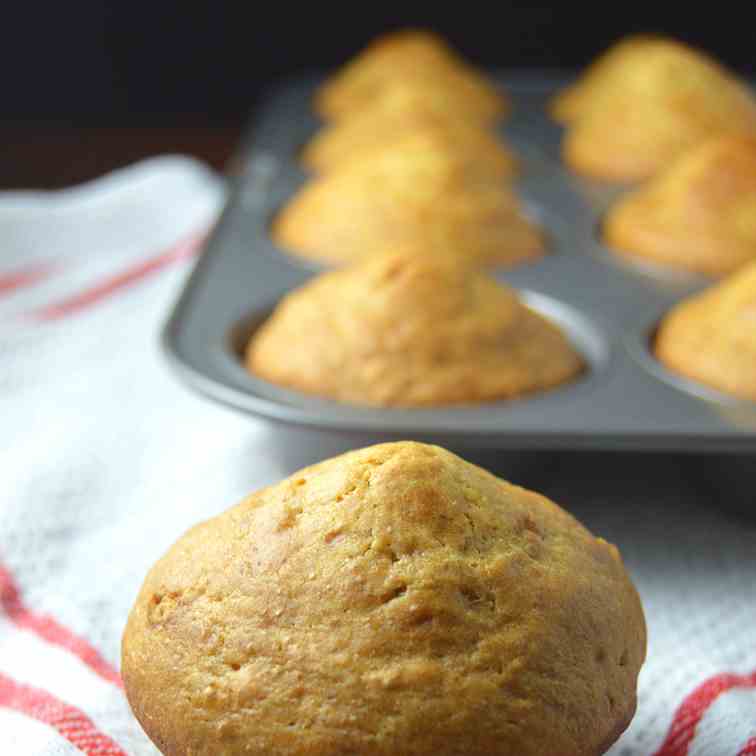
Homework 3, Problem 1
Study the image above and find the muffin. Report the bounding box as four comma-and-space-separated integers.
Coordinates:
655, 260, 756, 400
246, 253, 583, 407
604, 135, 756, 277
273, 140, 543, 268
549, 35, 662, 124
561, 39, 756, 181
314, 29, 507, 124
302, 84, 518, 176
122, 441, 646, 756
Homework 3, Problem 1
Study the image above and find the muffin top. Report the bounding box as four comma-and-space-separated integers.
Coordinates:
549, 34, 663, 124
272, 141, 543, 268
246, 253, 582, 406
314, 29, 507, 124
604, 135, 756, 276
655, 260, 756, 400
301, 84, 517, 176
122, 441, 646, 756
561, 39, 756, 181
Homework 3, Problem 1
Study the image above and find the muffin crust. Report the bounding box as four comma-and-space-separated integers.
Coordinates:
246, 253, 583, 406
302, 85, 517, 176
604, 135, 756, 277
122, 441, 646, 756
314, 29, 506, 124
549, 35, 662, 124
561, 39, 756, 181
655, 261, 756, 400
273, 142, 543, 268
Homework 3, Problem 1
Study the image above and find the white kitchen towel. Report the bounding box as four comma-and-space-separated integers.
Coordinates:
0, 156, 754, 755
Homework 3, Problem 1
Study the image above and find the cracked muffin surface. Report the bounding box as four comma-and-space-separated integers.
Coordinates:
122, 441, 646, 756
245, 253, 582, 406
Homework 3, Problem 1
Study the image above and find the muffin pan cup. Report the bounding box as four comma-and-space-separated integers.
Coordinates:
162, 72, 756, 456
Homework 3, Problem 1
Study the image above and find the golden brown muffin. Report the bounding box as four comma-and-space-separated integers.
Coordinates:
302, 84, 518, 176
655, 261, 756, 400
549, 35, 662, 124
122, 441, 646, 756
562, 39, 756, 181
273, 140, 543, 268
314, 29, 507, 124
246, 253, 583, 406
604, 135, 756, 277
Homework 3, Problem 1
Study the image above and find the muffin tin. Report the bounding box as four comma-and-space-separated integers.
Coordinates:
162, 72, 756, 452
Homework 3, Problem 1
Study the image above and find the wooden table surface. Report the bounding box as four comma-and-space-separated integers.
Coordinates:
0, 126, 242, 189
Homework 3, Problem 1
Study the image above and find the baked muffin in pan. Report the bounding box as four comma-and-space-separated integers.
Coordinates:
603, 135, 756, 277
246, 252, 583, 407
273, 137, 543, 268
302, 82, 517, 176
560, 38, 756, 182
550, 34, 661, 124
314, 28, 507, 125
655, 260, 756, 400
123, 441, 646, 756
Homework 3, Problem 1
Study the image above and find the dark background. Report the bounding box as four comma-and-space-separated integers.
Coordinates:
3, 4, 754, 125
1, 4, 754, 187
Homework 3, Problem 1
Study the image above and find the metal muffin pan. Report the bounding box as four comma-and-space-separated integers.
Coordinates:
162, 72, 756, 452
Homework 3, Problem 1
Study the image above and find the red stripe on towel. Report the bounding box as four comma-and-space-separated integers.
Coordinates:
32, 231, 204, 321
0, 262, 56, 296
0, 563, 122, 689
0, 672, 126, 755
654, 671, 756, 756
738, 737, 756, 755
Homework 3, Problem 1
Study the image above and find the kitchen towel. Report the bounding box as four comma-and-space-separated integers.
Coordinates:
0, 155, 754, 755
